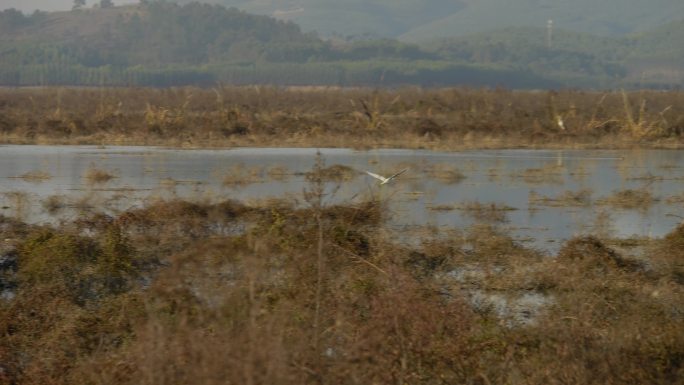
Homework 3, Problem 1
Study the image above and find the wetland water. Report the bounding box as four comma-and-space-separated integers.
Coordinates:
1, 145, 683, 253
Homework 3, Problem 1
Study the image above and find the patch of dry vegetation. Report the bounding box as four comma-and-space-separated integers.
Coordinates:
267, 165, 290, 181
304, 164, 358, 182
461, 202, 515, 222
513, 163, 566, 184
84, 167, 116, 184
424, 163, 466, 184
0, 158, 683, 385
597, 188, 657, 209
15, 171, 52, 182
42, 195, 67, 214
1, 87, 683, 149
529, 188, 593, 207
221, 164, 263, 187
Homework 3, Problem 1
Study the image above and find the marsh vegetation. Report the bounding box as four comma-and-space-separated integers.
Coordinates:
1, 86, 684, 384
0, 87, 683, 149
0, 185, 682, 384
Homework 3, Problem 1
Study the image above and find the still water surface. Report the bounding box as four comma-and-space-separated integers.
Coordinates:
1, 145, 683, 253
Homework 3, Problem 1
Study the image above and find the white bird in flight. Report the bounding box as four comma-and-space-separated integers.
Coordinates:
365, 168, 408, 185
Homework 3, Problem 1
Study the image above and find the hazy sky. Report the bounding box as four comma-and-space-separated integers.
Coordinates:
0, 0, 138, 13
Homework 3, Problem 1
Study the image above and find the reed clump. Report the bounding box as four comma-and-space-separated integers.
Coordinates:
42, 195, 67, 214
85, 167, 116, 184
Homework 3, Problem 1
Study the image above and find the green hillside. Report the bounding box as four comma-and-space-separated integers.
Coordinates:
172, 0, 466, 38
0, 1, 682, 88
426, 28, 627, 88
0, 3, 322, 66
400, 0, 684, 41
172, 0, 684, 41
427, 20, 684, 87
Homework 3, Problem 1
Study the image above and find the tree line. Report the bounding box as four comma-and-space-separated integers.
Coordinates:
0, 2, 681, 88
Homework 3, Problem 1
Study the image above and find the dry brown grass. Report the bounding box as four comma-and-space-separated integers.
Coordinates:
424, 163, 466, 184
15, 170, 52, 182
464, 202, 516, 222
304, 164, 358, 182
84, 167, 116, 184
0, 197, 682, 384
221, 164, 262, 187
1, 87, 683, 149
529, 188, 593, 207
513, 163, 566, 184
267, 165, 291, 181
597, 188, 657, 209
42, 195, 67, 214
1, 191, 29, 220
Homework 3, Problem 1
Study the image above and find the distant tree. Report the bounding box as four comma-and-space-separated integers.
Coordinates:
73, 0, 86, 10
100, 0, 114, 8
0, 9, 28, 32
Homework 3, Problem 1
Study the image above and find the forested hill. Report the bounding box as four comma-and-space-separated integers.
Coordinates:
0, 2, 555, 88
171, 0, 684, 41
0, 1, 682, 88
427, 20, 684, 87
0, 2, 321, 66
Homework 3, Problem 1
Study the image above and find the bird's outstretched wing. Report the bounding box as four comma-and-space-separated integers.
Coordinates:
365, 170, 389, 183
388, 168, 408, 181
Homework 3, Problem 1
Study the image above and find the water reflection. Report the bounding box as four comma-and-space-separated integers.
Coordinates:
1, 145, 683, 253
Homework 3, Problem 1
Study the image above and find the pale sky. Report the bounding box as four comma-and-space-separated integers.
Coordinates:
0, 0, 138, 13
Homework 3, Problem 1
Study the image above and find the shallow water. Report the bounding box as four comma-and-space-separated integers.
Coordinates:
1, 145, 683, 253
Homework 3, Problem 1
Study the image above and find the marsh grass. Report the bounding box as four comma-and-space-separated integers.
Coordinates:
0, 191, 682, 385
424, 163, 466, 184
16, 170, 52, 182
221, 164, 263, 187
42, 195, 67, 214
665, 193, 684, 204
591, 210, 615, 239
267, 165, 291, 181
428, 203, 458, 211
628, 172, 665, 183
529, 189, 593, 207
1, 87, 683, 149
597, 188, 657, 209
303, 164, 358, 182
2, 191, 29, 220
84, 167, 116, 184
512, 163, 566, 185
462, 202, 515, 222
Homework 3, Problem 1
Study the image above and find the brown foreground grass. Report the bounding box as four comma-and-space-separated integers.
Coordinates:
0, 163, 682, 385
0, 87, 683, 149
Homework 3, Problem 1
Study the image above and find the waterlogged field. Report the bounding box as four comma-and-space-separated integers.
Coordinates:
1, 86, 683, 385
0, 144, 683, 384
1, 146, 683, 250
